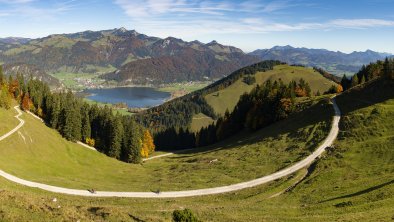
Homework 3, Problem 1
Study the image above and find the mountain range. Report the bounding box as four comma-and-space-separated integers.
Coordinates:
0, 28, 259, 85
249, 45, 392, 75
0, 28, 392, 87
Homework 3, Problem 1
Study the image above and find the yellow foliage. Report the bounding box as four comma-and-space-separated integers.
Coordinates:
37, 107, 43, 118
141, 130, 155, 158
85, 137, 95, 147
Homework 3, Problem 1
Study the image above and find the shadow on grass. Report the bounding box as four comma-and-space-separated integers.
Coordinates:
320, 179, 394, 203
336, 78, 394, 116
166, 98, 333, 159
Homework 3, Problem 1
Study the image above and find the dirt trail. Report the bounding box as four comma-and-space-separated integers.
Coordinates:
0, 98, 341, 198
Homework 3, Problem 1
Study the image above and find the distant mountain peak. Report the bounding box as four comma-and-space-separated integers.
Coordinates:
191, 40, 203, 45
109, 27, 141, 38
0, 37, 31, 45
250, 46, 391, 75
207, 40, 218, 45
118, 27, 127, 32
272, 45, 294, 50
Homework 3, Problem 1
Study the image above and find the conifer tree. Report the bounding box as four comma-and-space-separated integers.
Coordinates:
108, 116, 124, 159
360, 75, 366, 84
351, 74, 359, 87
81, 104, 91, 141
340, 74, 350, 90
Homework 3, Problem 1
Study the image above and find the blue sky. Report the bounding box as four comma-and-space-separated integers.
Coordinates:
0, 0, 393, 53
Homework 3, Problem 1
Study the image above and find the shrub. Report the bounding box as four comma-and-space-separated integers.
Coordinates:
172, 208, 200, 222
85, 137, 95, 147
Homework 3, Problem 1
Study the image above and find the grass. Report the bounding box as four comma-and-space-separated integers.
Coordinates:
0, 107, 18, 135
0, 96, 332, 192
189, 113, 214, 132
0, 79, 392, 221
49, 72, 104, 91
205, 64, 337, 116
158, 81, 211, 93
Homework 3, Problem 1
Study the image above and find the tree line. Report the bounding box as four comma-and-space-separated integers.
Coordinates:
0, 68, 155, 163
0, 67, 25, 109
155, 78, 313, 150
340, 58, 394, 90
135, 60, 283, 134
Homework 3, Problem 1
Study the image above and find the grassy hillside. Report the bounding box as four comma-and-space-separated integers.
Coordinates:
189, 113, 215, 132
205, 64, 337, 116
0, 95, 332, 192
0, 79, 392, 221
0, 107, 18, 135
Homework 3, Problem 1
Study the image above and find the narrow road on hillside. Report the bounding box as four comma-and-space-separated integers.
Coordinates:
0, 106, 25, 142
0, 98, 341, 198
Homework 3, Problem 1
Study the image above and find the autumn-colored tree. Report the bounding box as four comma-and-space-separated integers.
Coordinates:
275, 98, 293, 120
336, 84, 343, 93
294, 86, 307, 97
141, 130, 155, 158
21, 93, 32, 111
8, 78, 20, 99
85, 137, 95, 147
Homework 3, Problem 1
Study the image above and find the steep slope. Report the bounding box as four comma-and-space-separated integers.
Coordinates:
0, 28, 259, 84
103, 48, 256, 84
250, 45, 391, 75
0, 94, 333, 192
205, 64, 337, 115
137, 61, 339, 134
0, 78, 392, 221
2, 63, 62, 88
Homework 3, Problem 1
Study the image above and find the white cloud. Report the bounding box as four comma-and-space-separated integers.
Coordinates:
123, 16, 394, 41
0, 0, 35, 4
114, 0, 274, 18
329, 19, 394, 29
0, 0, 76, 20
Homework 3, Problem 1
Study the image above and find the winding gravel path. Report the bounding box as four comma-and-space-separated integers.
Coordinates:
0, 106, 25, 142
0, 98, 341, 198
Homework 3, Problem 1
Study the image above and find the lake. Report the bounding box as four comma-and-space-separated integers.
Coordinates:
84, 87, 170, 108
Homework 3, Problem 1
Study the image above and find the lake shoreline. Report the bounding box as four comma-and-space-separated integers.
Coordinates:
83, 87, 171, 109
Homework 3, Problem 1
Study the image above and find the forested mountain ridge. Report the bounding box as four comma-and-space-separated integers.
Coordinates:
136, 60, 338, 142
149, 58, 394, 150
2, 63, 61, 88
250, 45, 391, 75
0, 28, 259, 84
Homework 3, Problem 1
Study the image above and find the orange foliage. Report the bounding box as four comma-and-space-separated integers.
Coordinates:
8, 79, 19, 98
294, 86, 307, 97
280, 98, 292, 113
21, 93, 32, 111
336, 84, 343, 93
